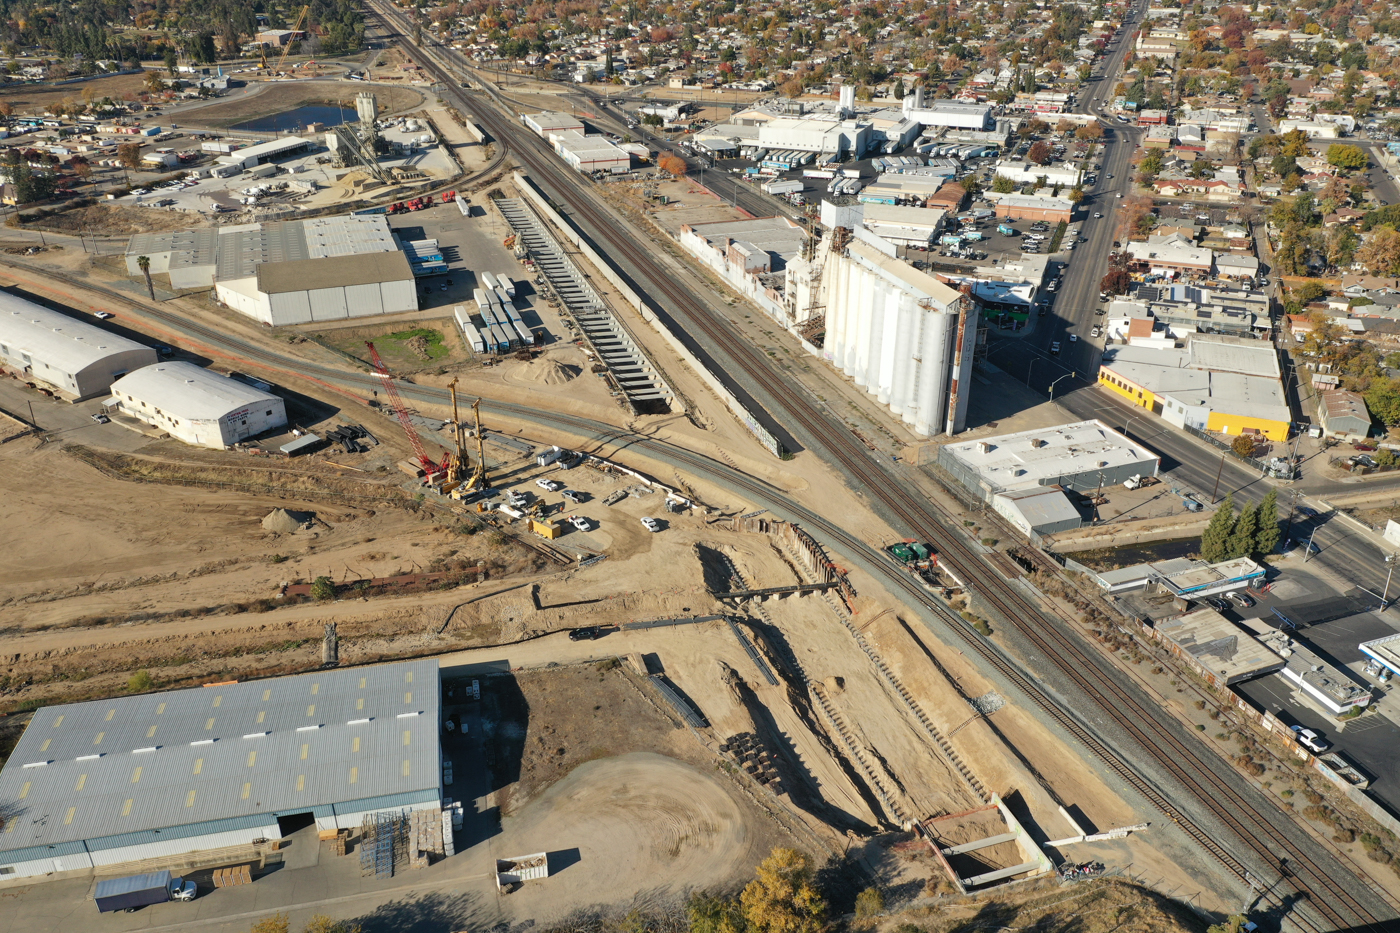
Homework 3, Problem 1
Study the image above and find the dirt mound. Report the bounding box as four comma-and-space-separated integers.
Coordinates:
261, 508, 314, 533
526, 360, 580, 385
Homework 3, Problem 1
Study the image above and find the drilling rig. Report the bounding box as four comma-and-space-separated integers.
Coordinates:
449, 394, 490, 501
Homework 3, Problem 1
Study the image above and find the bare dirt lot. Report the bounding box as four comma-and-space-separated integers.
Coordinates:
186, 81, 424, 128
0, 72, 150, 115
26, 203, 209, 236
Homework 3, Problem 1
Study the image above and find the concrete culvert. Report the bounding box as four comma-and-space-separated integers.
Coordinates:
262, 508, 315, 533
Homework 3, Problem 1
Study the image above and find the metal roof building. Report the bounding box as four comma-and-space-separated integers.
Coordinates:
0, 292, 156, 400
0, 660, 441, 880
108, 362, 287, 449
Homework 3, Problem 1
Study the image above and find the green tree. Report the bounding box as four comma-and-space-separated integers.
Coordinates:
741, 848, 826, 933
137, 255, 154, 300
1229, 501, 1259, 559
1326, 143, 1369, 172
163, 47, 178, 76
194, 33, 218, 65
128, 670, 154, 692
1067, 185, 1085, 203
1364, 378, 1400, 426
1201, 493, 1237, 562
310, 576, 336, 601
1207, 916, 1251, 933
1256, 488, 1281, 555
688, 892, 744, 933
992, 174, 1016, 194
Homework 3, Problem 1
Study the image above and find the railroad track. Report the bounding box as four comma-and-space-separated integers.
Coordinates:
56, 8, 1393, 928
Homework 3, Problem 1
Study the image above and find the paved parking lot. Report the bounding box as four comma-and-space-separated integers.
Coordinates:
1223, 563, 1400, 811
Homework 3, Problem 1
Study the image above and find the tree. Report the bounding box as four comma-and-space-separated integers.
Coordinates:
248, 916, 290, 933
128, 670, 154, 692
741, 848, 826, 933
163, 48, 178, 76
1256, 489, 1281, 555
1326, 143, 1369, 172
1357, 226, 1400, 275
1101, 267, 1131, 295
1231, 433, 1257, 458
137, 255, 154, 300
1067, 186, 1085, 203
688, 892, 744, 933
1026, 140, 1051, 165
991, 174, 1016, 194
117, 142, 143, 172
70, 155, 92, 187
1208, 915, 1251, 933
1364, 378, 1400, 426
658, 153, 688, 176
1076, 121, 1104, 141
194, 33, 218, 65
301, 916, 361, 933
310, 576, 336, 601
1056, 118, 1073, 135
1229, 500, 1259, 559
1201, 493, 1237, 562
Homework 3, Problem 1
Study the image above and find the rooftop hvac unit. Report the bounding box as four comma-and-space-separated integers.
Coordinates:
977, 441, 995, 453
1030, 438, 1045, 448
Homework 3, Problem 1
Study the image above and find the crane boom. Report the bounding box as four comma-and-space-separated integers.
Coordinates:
366, 341, 439, 475
275, 5, 310, 74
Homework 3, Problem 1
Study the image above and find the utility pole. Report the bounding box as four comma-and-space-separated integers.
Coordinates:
1211, 450, 1226, 504
1385, 554, 1397, 609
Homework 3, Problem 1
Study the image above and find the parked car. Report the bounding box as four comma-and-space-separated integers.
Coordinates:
1354, 443, 1377, 451
640, 517, 661, 532
562, 489, 586, 504
1226, 591, 1255, 609
506, 491, 529, 507
568, 626, 604, 641
1204, 596, 1231, 612
568, 515, 591, 532
1291, 725, 1330, 753
536, 478, 562, 491
1091, 325, 1102, 338
90, 412, 110, 424
94, 311, 114, 320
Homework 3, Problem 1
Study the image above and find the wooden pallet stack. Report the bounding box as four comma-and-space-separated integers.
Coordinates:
407, 806, 445, 869
213, 865, 253, 887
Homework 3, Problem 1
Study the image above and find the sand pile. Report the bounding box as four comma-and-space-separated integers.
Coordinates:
526, 360, 580, 385
262, 509, 314, 533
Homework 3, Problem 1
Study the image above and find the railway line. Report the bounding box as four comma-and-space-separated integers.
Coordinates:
23, 7, 1386, 927
355, 13, 1396, 930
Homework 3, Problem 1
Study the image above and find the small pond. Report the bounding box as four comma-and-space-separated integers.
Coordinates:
231, 105, 354, 133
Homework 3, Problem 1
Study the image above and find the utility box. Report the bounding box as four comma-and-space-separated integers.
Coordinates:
530, 519, 562, 539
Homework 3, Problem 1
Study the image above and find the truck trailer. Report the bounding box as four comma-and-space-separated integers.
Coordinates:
94, 871, 196, 913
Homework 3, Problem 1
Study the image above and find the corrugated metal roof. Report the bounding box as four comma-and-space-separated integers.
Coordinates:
0, 291, 153, 377
256, 252, 413, 294
111, 362, 279, 421
0, 660, 439, 857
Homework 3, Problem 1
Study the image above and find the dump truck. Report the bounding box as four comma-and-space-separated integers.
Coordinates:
94, 870, 196, 913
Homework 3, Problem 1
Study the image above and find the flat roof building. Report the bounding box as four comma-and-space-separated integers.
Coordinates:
994, 194, 1073, 224
1093, 556, 1266, 597
522, 112, 586, 138
1360, 633, 1400, 677
0, 293, 156, 399
757, 117, 872, 157
1274, 637, 1372, 715
215, 136, 315, 171
938, 420, 1160, 537
0, 659, 441, 880
109, 362, 287, 448
548, 130, 631, 173
1154, 609, 1287, 686
127, 215, 417, 326
861, 204, 947, 248
901, 99, 994, 130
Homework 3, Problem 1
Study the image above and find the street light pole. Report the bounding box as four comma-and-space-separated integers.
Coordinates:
1304, 523, 1319, 562
1049, 371, 1076, 401
1026, 356, 1038, 388
1385, 555, 1397, 609
1211, 450, 1226, 504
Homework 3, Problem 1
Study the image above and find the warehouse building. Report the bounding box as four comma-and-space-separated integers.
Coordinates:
938, 420, 1160, 537
108, 362, 287, 448
757, 116, 872, 157
126, 215, 417, 326
0, 659, 441, 880
900, 93, 995, 130
994, 194, 1074, 224
860, 204, 947, 248
0, 293, 156, 399
521, 111, 585, 138
822, 239, 979, 436
548, 130, 631, 173
214, 135, 316, 171
1318, 389, 1371, 441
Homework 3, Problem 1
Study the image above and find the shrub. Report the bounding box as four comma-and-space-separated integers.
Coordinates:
127, 670, 154, 692
310, 576, 336, 601
854, 886, 885, 922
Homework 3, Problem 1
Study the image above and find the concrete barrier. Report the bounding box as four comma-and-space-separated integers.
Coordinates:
511, 171, 784, 457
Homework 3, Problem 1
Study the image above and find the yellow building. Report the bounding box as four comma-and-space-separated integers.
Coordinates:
1097, 337, 1291, 442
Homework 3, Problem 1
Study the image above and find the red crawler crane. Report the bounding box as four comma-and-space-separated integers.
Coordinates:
365, 341, 448, 477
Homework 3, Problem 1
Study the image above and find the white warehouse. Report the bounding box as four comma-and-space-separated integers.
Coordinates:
0, 293, 156, 399
757, 117, 872, 157
216, 251, 418, 326
824, 240, 979, 436
109, 362, 287, 448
